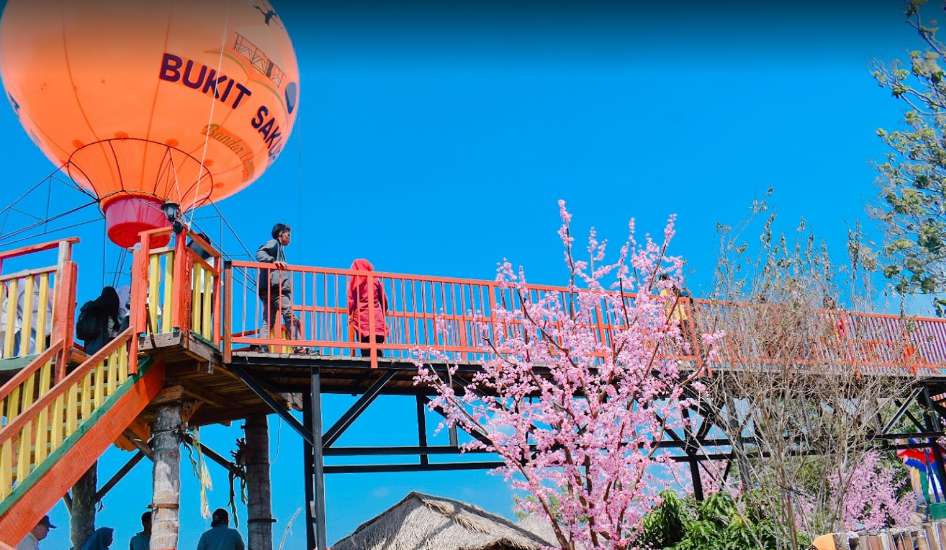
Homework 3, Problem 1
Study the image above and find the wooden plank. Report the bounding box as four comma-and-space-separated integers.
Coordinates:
50, 394, 63, 449
0, 440, 11, 500
202, 270, 213, 340
15, 420, 31, 481
65, 383, 78, 435
149, 385, 184, 407
3, 281, 17, 357
34, 407, 48, 463
20, 277, 33, 356
118, 348, 128, 384
192, 265, 201, 337
7, 387, 19, 422
38, 360, 51, 399
21, 370, 34, 411
107, 350, 118, 396
92, 363, 103, 412
149, 254, 160, 331
177, 387, 227, 409
35, 274, 47, 354
161, 253, 174, 333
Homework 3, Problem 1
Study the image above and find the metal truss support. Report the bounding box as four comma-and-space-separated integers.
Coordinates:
182, 434, 245, 479
416, 395, 429, 466
680, 405, 705, 501
880, 388, 923, 435
303, 369, 328, 550
230, 363, 312, 446
921, 386, 946, 491
95, 451, 145, 503
322, 369, 397, 448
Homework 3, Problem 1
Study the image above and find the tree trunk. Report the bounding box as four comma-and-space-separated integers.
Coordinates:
245, 415, 273, 550
70, 462, 97, 549
150, 404, 181, 550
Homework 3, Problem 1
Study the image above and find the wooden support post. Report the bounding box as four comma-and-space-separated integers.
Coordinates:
70, 463, 97, 549
244, 415, 274, 550
150, 404, 181, 550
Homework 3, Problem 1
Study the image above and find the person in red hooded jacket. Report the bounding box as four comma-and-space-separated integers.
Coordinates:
347, 259, 388, 357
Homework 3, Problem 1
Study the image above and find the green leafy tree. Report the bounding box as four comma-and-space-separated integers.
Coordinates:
873, 0, 946, 313
638, 491, 787, 550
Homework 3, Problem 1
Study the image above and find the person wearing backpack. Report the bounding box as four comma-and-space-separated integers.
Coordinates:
76, 286, 121, 355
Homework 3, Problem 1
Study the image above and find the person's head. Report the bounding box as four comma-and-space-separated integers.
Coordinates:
348, 259, 376, 292
350, 258, 374, 272
79, 527, 113, 550
211, 508, 229, 528
31, 515, 55, 540
97, 286, 120, 318
101, 528, 114, 547
141, 511, 152, 533
272, 223, 291, 246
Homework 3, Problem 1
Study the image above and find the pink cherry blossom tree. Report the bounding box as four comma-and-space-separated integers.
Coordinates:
415, 201, 711, 549
829, 451, 913, 531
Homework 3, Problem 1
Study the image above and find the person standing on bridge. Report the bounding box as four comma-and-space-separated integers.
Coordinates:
347, 258, 388, 357
256, 223, 303, 352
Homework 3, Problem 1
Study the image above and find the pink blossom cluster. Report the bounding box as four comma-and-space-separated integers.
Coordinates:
415, 201, 707, 549
828, 451, 913, 531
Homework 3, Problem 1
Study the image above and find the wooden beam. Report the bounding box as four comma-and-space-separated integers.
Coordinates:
150, 385, 185, 406
122, 429, 155, 461
178, 386, 227, 409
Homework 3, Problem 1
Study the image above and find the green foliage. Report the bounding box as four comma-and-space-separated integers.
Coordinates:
638, 491, 793, 550
873, 2, 946, 310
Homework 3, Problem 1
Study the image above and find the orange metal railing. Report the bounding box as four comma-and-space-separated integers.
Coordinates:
222, 261, 946, 374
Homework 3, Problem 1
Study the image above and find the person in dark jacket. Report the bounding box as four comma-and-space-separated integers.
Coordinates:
79, 527, 113, 550
128, 511, 150, 550
255, 223, 302, 351
196, 509, 244, 550
77, 287, 121, 355
347, 259, 388, 357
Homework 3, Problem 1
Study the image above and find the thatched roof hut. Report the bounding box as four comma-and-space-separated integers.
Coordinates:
331, 492, 556, 550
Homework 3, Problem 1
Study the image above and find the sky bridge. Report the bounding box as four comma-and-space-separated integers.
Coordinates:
0, 228, 944, 548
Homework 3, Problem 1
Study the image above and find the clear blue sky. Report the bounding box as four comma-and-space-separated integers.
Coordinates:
0, 1, 927, 547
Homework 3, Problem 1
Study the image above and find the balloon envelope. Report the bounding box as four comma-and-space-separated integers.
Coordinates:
0, 0, 300, 247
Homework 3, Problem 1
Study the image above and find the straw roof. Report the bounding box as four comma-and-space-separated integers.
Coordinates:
332, 492, 556, 550
515, 515, 563, 549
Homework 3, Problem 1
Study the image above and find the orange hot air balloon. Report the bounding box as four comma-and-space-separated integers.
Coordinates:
0, 0, 300, 247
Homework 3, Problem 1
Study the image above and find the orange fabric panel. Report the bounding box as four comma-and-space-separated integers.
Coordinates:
0, 0, 299, 211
